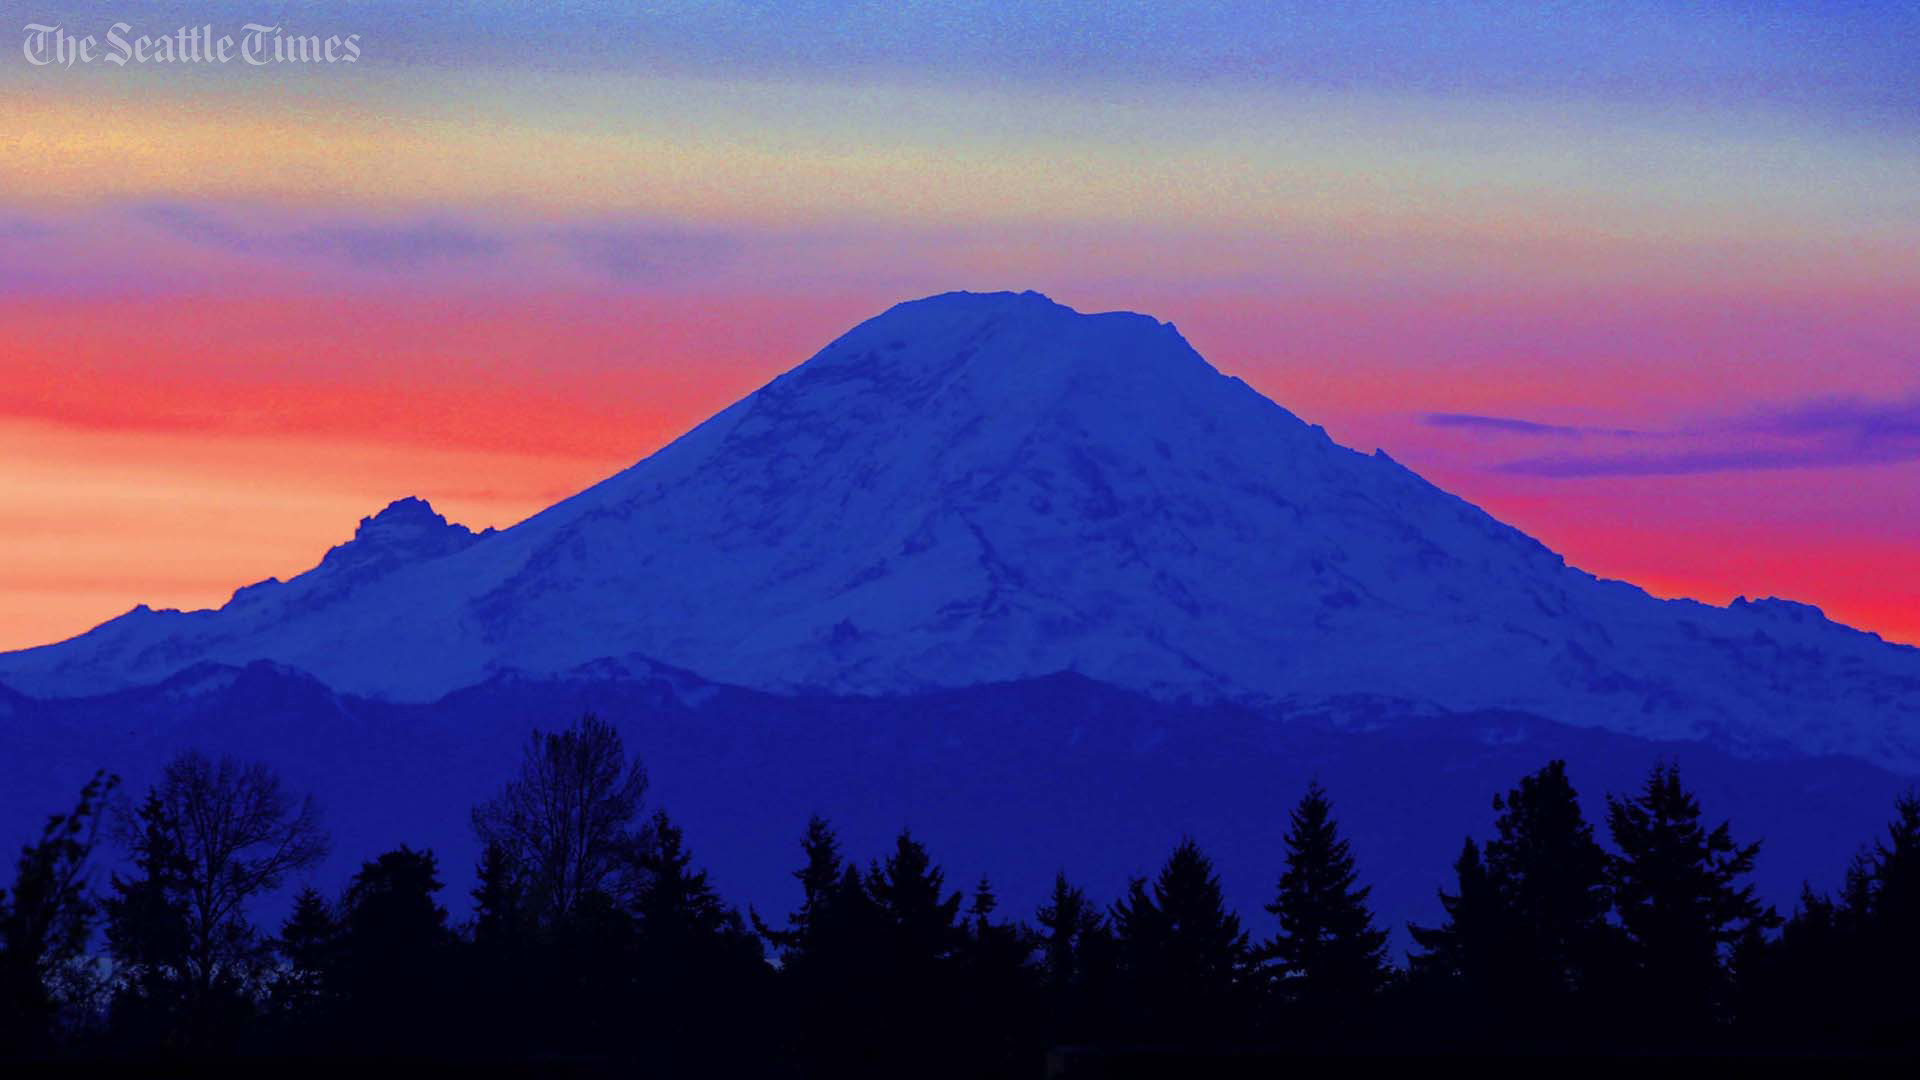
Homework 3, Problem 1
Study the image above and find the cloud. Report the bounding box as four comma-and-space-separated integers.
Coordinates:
134, 203, 503, 270
0, 217, 62, 242
295, 223, 504, 268
134, 203, 258, 252
130, 204, 745, 281
1490, 395, 1920, 477
1422, 412, 1640, 438
1495, 444, 1920, 477
1741, 396, 1920, 442
556, 225, 741, 284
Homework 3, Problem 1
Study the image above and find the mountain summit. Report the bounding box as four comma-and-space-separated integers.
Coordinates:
4, 291, 1917, 767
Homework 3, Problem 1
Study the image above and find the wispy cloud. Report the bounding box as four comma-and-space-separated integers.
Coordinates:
556, 225, 741, 284
297, 223, 504, 268
0, 217, 62, 242
1494, 444, 1920, 477
1741, 396, 1920, 441
1422, 412, 1641, 439
135, 203, 257, 251
133, 203, 503, 270
1487, 395, 1920, 477
129, 204, 749, 282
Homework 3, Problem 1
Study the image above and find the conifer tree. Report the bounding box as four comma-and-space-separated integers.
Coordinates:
1407, 837, 1499, 991
866, 829, 965, 974
1744, 883, 1843, 1046
1485, 761, 1614, 1002
464, 841, 535, 1057
1263, 783, 1389, 1017
333, 847, 452, 1053
269, 886, 339, 1029
1035, 872, 1116, 1043
1860, 793, 1920, 955
753, 817, 891, 1075
967, 874, 997, 928
1605, 763, 1773, 1037
1833, 792, 1920, 1048
1408, 762, 1614, 1046
103, 787, 195, 1050
955, 875, 1039, 1075
959, 874, 1033, 986
1110, 837, 1249, 1043
750, 814, 845, 965
629, 811, 767, 1072
963, 875, 1035, 969
0, 771, 117, 1057
469, 841, 528, 955
1035, 872, 1107, 991
632, 810, 757, 956
773, 830, 963, 1077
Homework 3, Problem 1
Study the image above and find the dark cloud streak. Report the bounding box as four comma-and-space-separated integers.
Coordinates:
1422, 412, 1642, 439
1487, 395, 1920, 477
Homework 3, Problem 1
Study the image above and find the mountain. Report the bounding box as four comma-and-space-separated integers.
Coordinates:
3, 290, 1916, 768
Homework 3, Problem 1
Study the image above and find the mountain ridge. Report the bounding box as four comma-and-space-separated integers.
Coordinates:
1, 655, 1908, 949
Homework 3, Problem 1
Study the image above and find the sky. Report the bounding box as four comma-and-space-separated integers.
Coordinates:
1, 1, 1916, 649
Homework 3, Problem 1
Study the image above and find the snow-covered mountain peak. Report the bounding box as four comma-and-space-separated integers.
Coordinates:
213, 496, 488, 613
775, 290, 1213, 409
3, 291, 1917, 769
321, 497, 484, 570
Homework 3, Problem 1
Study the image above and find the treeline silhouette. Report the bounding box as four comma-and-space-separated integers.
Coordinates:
3, 714, 1918, 1070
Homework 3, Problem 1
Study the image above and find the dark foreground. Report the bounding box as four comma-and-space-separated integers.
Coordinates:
4, 715, 1918, 1071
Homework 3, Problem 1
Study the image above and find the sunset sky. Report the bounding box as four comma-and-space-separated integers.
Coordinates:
2, 2, 1916, 649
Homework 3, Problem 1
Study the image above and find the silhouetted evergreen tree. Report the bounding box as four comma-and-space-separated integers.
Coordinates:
1487, 761, 1615, 998
866, 829, 965, 973
1605, 763, 1774, 1044
333, 847, 453, 1054
627, 810, 769, 1074
1825, 792, 1920, 1049
1110, 838, 1250, 1045
1034, 870, 1117, 1045
953, 876, 1040, 1075
1409, 761, 1615, 1048
0, 771, 116, 1058
103, 788, 196, 1053
753, 818, 893, 1076
469, 841, 528, 954
750, 815, 844, 967
858, 830, 966, 1070
1036, 872, 1108, 992
1407, 837, 1495, 985
462, 841, 534, 1058
1262, 782, 1389, 1033
632, 812, 753, 951
266, 886, 339, 1042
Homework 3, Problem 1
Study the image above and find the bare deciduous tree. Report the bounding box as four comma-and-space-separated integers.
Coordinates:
472, 714, 648, 924
111, 751, 327, 1037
